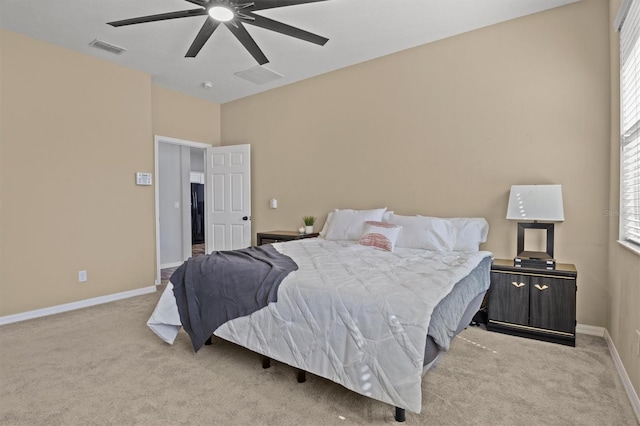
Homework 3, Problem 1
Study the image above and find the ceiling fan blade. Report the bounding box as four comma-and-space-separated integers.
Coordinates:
226, 23, 269, 65
244, 13, 328, 46
186, 18, 221, 57
107, 9, 207, 27
251, 0, 329, 11
184, 0, 208, 6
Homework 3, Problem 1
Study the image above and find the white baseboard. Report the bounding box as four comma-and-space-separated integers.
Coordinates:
161, 261, 183, 269
0, 286, 157, 326
576, 323, 606, 337
604, 329, 640, 423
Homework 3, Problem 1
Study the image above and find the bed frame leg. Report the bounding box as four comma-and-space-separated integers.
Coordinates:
204, 336, 212, 346
296, 369, 306, 383
394, 407, 406, 422
261, 356, 271, 369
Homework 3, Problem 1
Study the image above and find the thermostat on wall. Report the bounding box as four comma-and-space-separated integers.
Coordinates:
136, 172, 152, 186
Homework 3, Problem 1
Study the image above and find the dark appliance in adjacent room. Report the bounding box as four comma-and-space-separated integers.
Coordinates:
191, 183, 205, 244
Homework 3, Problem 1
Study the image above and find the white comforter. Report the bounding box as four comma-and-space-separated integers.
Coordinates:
148, 239, 490, 413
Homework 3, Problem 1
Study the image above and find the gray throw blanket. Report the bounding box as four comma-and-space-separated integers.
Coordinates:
171, 244, 298, 352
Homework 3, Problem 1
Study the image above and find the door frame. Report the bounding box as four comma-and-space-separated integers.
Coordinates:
154, 135, 211, 285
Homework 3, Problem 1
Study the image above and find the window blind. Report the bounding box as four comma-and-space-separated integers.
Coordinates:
620, 0, 640, 245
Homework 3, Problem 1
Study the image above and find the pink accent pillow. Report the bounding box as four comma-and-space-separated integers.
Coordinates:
358, 221, 402, 252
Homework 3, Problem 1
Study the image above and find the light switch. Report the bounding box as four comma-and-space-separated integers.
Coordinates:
174, 201, 180, 209
270, 198, 278, 209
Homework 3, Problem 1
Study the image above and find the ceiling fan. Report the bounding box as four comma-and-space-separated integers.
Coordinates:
107, 0, 330, 65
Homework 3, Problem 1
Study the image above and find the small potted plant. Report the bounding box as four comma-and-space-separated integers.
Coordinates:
303, 216, 316, 234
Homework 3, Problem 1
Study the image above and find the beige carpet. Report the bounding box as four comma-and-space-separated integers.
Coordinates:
0, 289, 637, 426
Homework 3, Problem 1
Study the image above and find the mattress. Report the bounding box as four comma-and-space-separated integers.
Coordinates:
148, 238, 491, 414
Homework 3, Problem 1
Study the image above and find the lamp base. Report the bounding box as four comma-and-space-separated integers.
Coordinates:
517, 250, 552, 260
514, 254, 556, 270
516, 222, 555, 259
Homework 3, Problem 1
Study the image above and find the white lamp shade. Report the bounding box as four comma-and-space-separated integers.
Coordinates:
506, 184, 564, 221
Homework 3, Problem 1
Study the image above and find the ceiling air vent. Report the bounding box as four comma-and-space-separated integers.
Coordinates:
89, 39, 126, 55
234, 66, 283, 85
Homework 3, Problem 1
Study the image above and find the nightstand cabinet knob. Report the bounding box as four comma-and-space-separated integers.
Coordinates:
534, 284, 549, 291
511, 281, 526, 288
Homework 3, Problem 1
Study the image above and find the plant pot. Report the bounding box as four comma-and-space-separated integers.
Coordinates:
305, 225, 314, 234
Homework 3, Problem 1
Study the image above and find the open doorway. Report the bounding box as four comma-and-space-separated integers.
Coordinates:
154, 135, 210, 285
189, 149, 206, 258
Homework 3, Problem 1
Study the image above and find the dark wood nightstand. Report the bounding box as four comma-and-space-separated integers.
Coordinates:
257, 230, 319, 246
486, 259, 577, 347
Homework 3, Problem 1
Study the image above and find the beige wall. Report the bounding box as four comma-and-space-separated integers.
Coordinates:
609, 0, 640, 397
0, 30, 221, 316
223, 1, 611, 328
152, 85, 221, 145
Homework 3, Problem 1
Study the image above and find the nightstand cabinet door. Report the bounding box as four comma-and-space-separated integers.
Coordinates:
487, 259, 577, 346
488, 272, 529, 326
528, 276, 576, 334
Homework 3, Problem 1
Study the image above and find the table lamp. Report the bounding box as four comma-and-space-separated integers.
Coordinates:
506, 184, 564, 268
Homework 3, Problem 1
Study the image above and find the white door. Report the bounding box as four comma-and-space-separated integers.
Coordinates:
205, 144, 251, 252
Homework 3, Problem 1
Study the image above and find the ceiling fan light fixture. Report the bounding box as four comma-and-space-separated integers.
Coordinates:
208, 6, 234, 22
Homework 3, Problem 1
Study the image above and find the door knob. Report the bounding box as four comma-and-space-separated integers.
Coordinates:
242, 216, 250, 221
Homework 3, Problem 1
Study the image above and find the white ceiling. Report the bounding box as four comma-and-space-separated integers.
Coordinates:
0, 0, 578, 104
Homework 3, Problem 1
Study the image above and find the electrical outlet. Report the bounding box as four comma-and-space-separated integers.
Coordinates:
636, 330, 640, 357
78, 270, 87, 283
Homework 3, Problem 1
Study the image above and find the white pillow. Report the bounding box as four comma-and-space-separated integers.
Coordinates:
419, 216, 489, 252
324, 208, 387, 240
385, 213, 456, 251
358, 221, 402, 252
320, 210, 394, 239
318, 211, 335, 238
451, 217, 489, 251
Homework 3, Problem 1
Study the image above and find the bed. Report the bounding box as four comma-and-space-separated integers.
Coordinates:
148, 209, 491, 422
